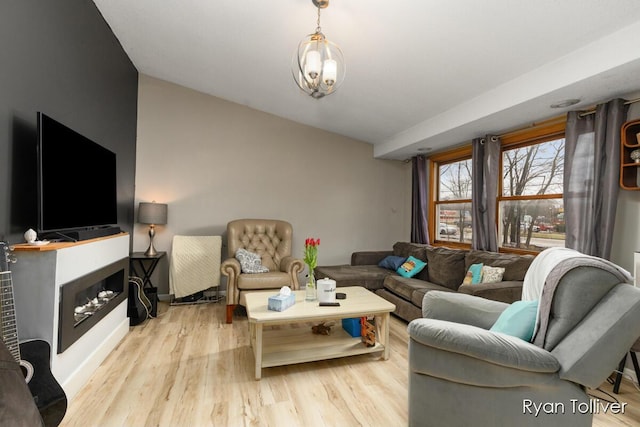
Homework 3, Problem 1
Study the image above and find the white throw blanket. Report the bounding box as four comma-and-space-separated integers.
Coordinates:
522, 247, 633, 341
522, 248, 588, 301
169, 235, 222, 298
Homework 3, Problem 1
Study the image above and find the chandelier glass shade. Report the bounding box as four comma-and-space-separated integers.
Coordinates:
292, 1, 345, 99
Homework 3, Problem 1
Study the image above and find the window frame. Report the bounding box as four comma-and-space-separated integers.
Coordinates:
428, 146, 472, 248
427, 116, 566, 253
498, 119, 566, 254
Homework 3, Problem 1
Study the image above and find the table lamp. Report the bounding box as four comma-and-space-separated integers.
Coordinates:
138, 202, 168, 256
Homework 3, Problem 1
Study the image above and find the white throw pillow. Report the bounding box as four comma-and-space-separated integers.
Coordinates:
481, 265, 505, 283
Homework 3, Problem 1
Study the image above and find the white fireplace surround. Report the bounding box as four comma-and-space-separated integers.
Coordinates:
11, 234, 130, 400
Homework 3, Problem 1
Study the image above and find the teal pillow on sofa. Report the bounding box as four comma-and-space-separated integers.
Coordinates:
378, 255, 406, 270
468, 263, 483, 284
490, 300, 539, 342
396, 256, 427, 278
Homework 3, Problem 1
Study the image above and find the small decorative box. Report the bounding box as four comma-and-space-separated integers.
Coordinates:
268, 293, 295, 312
342, 317, 361, 337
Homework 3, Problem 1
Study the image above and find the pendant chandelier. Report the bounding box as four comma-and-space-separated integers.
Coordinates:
292, 0, 345, 99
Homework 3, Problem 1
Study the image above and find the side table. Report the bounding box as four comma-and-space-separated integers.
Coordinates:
129, 251, 166, 318
130, 251, 166, 288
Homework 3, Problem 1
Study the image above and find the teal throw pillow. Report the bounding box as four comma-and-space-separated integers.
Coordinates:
396, 256, 427, 278
378, 255, 407, 271
490, 300, 539, 342
469, 263, 483, 284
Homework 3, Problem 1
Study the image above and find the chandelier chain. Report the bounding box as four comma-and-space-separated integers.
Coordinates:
316, 6, 322, 33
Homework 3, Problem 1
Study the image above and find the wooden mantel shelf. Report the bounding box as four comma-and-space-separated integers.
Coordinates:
12, 232, 129, 251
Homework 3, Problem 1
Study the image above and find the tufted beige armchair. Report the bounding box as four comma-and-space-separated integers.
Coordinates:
221, 219, 304, 323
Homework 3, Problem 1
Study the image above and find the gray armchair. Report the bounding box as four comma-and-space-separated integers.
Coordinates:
220, 219, 304, 323
408, 263, 640, 427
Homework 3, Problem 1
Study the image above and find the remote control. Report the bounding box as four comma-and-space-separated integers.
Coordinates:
336, 292, 346, 299
319, 302, 340, 307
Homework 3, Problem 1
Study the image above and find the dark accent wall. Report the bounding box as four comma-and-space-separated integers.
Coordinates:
0, 1, 138, 244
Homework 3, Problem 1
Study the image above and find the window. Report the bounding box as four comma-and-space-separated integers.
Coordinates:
431, 148, 473, 245
499, 137, 565, 252
428, 116, 566, 253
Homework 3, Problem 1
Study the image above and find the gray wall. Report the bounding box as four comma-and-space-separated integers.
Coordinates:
0, 1, 138, 244
133, 76, 412, 296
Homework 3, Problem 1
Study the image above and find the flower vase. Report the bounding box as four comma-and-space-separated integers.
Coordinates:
305, 270, 317, 301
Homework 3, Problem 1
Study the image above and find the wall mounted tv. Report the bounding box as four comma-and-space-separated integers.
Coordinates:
37, 112, 119, 240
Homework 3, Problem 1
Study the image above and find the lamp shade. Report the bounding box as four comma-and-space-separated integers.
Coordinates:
138, 202, 168, 225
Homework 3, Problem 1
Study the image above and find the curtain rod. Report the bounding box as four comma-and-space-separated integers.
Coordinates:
578, 97, 640, 117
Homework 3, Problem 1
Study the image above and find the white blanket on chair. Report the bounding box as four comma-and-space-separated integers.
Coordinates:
522, 247, 633, 342
169, 235, 221, 298
522, 248, 588, 302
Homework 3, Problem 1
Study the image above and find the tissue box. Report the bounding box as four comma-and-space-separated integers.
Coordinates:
268, 293, 295, 312
342, 318, 361, 337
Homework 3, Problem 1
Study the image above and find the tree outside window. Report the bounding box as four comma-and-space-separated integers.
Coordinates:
428, 117, 566, 253
436, 158, 472, 244
499, 137, 565, 251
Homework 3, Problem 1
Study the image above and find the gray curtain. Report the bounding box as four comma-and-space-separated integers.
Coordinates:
411, 155, 430, 244
471, 135, 500, 251
564, 98, 628, 259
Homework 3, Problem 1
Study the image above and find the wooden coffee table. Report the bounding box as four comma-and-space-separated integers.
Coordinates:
244, 286, 396, 380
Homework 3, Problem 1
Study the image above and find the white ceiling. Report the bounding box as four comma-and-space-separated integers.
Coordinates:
93, 0, 640, 159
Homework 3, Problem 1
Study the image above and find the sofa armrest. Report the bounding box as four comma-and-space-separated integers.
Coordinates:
408, 318, 559, 373
351, 250, 393, 266
421, 291, 509, 329
280, 256, 304, 290
0, 340, 44, 426
458, 280, 523, 304
221, 258, 241, 304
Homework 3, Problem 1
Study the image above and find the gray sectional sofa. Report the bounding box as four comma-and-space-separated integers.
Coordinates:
314, 242, 534, 322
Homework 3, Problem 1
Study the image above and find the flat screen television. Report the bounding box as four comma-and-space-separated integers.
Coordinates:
37, 112, 118, 235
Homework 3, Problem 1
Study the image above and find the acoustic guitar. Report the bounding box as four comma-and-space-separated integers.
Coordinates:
127, 276, 153, 325
0, 242, 67, 427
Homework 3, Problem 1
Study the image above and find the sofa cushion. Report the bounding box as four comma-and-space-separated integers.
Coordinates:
458, 280, 524, 303
0, 340, 44, 427
392, 242, 428, 261
313, 264, 391, 290
393, 242, 430, 281
375, 289, 424, 322
425, 246, 467, 290
351, 250, 393, 266
465, 250, 534, 282
411, 283, 456, 307
383, 274, 452, 303
237, 271, 291, 289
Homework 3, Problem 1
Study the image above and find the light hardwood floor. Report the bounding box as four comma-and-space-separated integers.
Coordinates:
60, 302, 640, 427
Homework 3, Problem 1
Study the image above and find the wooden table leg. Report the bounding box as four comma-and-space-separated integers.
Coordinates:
254, 323, 263, 380
376, 313, 391, 360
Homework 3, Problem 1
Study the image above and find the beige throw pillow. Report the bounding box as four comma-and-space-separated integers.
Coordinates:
481, 265, 505, 283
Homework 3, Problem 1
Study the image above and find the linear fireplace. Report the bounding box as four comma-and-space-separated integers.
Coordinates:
58, 258, 128, 353
11, 234, 130, 399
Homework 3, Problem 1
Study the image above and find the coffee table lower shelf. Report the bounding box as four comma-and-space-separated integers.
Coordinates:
245, 287, 395, 380
257, 325, 384, 369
